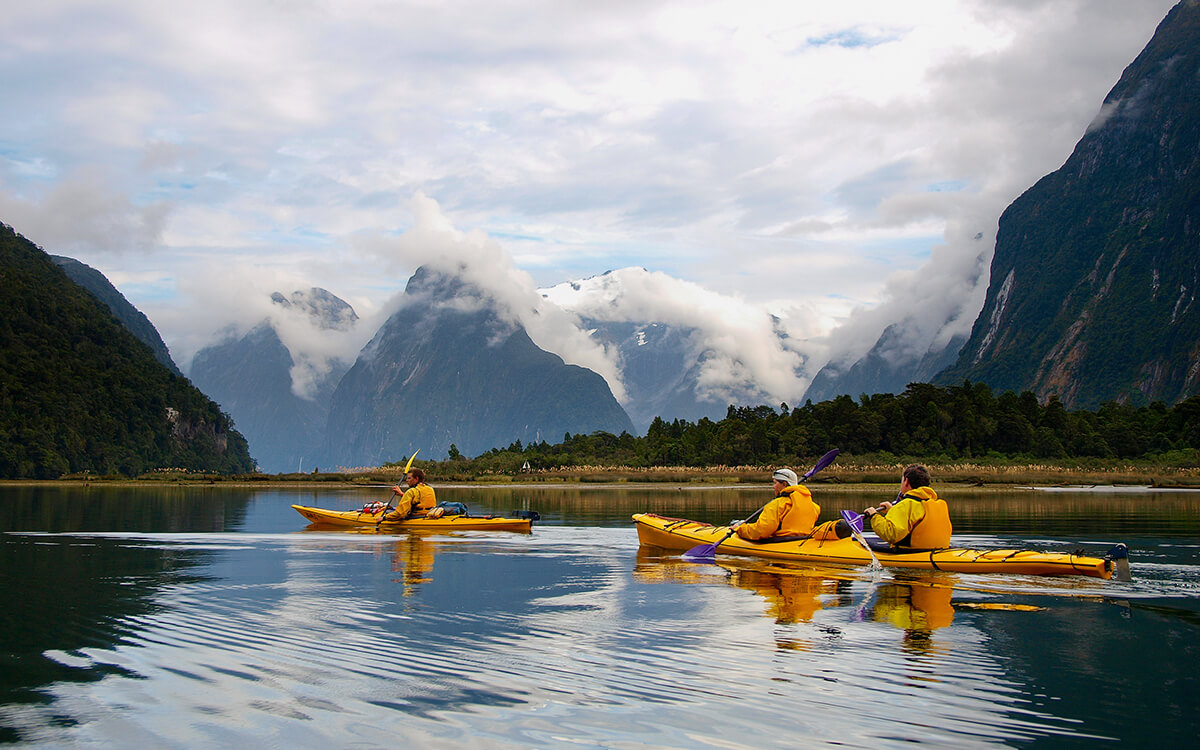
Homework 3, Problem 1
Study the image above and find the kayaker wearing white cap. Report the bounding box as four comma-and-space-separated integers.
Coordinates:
732, 467, 820, 541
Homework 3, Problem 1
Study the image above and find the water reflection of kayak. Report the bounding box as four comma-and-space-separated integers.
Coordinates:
633, 513, 1126, 579
293, 504, 535, 532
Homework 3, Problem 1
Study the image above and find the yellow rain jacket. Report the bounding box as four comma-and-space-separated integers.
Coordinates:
389, 483, 437, 519
868, 486, 951, 549
735, 485, 820, 541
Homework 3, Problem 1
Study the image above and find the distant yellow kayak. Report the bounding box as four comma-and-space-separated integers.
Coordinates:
633, 513, 1124, 579
293, 504, 534, 532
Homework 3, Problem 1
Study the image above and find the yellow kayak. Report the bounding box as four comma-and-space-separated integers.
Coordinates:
293, 504, 534, 532
633, 513, 1125, 579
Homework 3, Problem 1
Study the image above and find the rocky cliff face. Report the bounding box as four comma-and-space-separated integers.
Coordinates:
936, 0, 1200, 407
805, 324, 967, 403
189, 288, 356, 473
322, 267, 634, 465
581, 320, 731, 432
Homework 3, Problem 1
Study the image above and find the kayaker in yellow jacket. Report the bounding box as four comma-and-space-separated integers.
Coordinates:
733, 468, 820, 541
388, 468, 437, 519
862, 464, 952, 549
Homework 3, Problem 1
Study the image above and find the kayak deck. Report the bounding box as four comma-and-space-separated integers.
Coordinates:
633, 513, 1120, 579
293, 504, 533, 532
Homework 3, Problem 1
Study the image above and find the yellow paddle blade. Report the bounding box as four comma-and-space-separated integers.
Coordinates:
404, 450, 419, 473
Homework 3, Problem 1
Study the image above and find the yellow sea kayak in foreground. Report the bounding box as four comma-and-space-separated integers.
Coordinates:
633, 513, 1126, 579
293, 504, 535, 532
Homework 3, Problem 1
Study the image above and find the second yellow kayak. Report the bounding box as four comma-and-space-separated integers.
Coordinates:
293, 504, 534, 532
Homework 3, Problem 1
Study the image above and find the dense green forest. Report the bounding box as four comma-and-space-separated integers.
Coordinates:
0, 223, 255, 479
442, 381, 1200, 472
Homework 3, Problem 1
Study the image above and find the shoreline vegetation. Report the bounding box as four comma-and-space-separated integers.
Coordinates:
10, 457, 1200, 489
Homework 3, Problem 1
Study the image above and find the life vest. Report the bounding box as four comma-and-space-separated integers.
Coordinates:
392, 483, 438, 518
900, 488, 952, 549
409, 484, 437, 512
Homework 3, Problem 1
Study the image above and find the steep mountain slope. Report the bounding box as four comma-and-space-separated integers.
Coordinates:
0, 222, 254, 477
581, 320, 729, 432
805, 325, 967, 402
541, 268, 803, 432
51, 255, 183, 376
323, 267, 634, 464
189, 288, 356, 473
936, 0, 1200, 407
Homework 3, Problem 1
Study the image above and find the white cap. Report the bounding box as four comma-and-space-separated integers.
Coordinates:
772, 468, 799, 485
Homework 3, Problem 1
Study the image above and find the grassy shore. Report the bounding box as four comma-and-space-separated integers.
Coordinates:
17, 457, 1199, 488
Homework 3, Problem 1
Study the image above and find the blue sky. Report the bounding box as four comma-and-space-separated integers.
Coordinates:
0, 0, 1179, 397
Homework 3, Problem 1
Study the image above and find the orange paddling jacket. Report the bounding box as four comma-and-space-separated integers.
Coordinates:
735, 485, 820, 540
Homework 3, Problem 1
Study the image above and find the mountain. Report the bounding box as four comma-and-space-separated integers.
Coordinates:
189, 288, 357, 473
0, 222, 254, 478
50, 255, 183, 376
936, 0, 1200, 407
542, 269, 801, 432
580, 320, 749, 432
323, 266, 634, 464
805, 324, 968, 403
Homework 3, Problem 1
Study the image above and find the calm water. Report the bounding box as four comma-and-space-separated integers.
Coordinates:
1, 483, 1197, 748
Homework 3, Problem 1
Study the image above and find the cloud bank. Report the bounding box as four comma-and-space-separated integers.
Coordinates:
0, 0, 1179, 400
543, 268, 811, 405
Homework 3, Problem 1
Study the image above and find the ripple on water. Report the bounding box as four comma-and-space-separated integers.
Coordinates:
3, 518, 1196, 747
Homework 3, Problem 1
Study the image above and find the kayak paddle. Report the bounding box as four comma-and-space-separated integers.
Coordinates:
377, 450, 419, 525
839, 509, 883, 571
683, 448, 840, 561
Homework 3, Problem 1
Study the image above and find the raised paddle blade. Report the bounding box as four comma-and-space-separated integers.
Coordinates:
803, 448, 840, 480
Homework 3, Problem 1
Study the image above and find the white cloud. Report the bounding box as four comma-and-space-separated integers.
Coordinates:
354, 193, 628, 399
0, 168, 169, 255
0, 0, 1180, 394
543, 267, 810, 404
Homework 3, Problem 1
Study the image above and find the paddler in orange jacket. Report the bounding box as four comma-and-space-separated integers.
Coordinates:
862, 464, 952, 549
388, 467, 437, 519
733, 468, 820, 541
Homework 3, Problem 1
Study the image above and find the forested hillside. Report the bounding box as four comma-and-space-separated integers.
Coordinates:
937, 1, 1200, 406
0, 223, 255, 478
51, 255, 183, 376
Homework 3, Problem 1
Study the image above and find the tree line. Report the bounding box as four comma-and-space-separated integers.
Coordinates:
446, 381, 1200, 471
